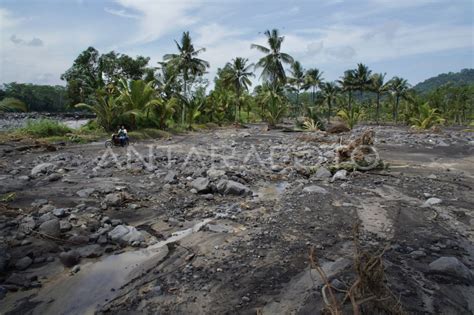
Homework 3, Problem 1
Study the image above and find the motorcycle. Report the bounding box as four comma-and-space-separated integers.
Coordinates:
105, 134, 129, 148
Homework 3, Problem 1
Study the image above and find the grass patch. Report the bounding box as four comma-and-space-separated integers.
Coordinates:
128, 128, 171, 140
19, 119, 72, 137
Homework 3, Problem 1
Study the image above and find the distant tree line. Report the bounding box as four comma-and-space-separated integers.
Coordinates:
1, 29, 472, 130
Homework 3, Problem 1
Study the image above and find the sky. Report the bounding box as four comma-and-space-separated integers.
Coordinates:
0, 0, 473, 87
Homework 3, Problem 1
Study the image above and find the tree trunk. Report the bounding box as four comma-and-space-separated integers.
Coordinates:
182, 79, 187, 126
394, 95, 400, 124
235, 86, 240, 123
348, 91, 352, 112
295, 91, 299, 119
376, 93, 380, 124
327, 99, 331, 124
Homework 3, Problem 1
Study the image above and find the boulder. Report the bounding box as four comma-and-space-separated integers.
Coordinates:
76, 188, 95, 198
429, 257, 473, 283
31, 163, 55, 176
52, 208, 68, 218
164, 170, 178, 184
108, 225, 144, 245
222, 180, 251, 196
302, 185, 328, 194
191, 177, 210, 193
18, 216, 36, 233
5, 273, 31, 288
421, 197, 442, 208
38, 219, 60, 237
331, 170, 348, 182
206, 168, 226, 180
103, 193, 123, 207
59, 250, 80, 267
314, 167, 332, 179
15, 256, 33, 270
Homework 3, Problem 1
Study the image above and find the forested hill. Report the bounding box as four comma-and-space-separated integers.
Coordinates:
413, 68, 474, 93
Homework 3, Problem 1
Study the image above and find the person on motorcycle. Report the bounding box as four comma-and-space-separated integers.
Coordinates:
117, 125, 128, 147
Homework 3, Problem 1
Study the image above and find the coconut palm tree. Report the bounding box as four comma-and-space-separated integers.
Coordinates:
353, 63, 372, 99
338, 70, 356, 111
389, 76, 410, 123
288, 60, 305, 117
222, 57, 254, 122
163, 31, 209, 125
321, 82, 339, 124
251, 29, 294, 88
303, 68, 324, 105
370, 73, 390, 124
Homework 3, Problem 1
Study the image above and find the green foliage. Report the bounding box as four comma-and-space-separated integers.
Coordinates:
251, 29, 294, 87
76, 95, 119, 131
414, 68, 474, 94
20, 119, 72, 137
410, 102, 445, 130
0, 97, 27, 112
337, 106, 364, 129
1, 83, 66, 112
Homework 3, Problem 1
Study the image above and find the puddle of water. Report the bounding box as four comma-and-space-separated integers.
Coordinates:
25, 219, 212, 315
256, 181, 289, 201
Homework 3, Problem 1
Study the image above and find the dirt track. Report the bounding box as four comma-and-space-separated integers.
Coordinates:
0, 125, 473, 314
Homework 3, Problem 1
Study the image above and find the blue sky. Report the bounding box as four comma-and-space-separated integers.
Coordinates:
0, 0, 473, 87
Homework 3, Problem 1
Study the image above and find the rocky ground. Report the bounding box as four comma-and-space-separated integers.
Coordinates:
0, 124, 473, 314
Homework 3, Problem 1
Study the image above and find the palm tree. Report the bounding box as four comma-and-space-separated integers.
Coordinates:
321, 82, 339, 124
303, 68, 324, 104
222, 57, 254, 122
251, 29, 294, 88
338, 70, 356, 112
353, 63, 372, 100
288, 61, 305, 118
370, 73, 390, 123
163, 31, 209, 125
389, 76, 410, 123
76, 94, 120, 131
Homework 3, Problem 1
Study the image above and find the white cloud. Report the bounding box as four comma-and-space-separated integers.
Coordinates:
113, 0, 202, 44
104, 7, 139, 19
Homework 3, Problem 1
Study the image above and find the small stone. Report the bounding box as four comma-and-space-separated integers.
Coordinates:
421, 197, 442, 208
76, 188, 95, 198
164, 170, 178, 184
429, 257, 473, 283
302, 185, 328, 194
71, 265, 81, 274
53, 208, 68, 218
38, 219, 60, 237
31, 163, 55, 176
46, 173, 62, 182
15, 256, 33, 270
190, 177, 210, 193
59, 221, 72, 232
314, 167, 332, 179
59, 251, 80, 267
331, 170, 348, 182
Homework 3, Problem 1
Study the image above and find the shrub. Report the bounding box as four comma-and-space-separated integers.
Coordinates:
20, 119, 72, 137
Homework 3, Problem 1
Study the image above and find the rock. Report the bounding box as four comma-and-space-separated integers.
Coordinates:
164, 170, 178, 184
314, 167, 332, 179
270, 165, 283, 172
410, 250, 426, 259
218, 180, 252, 196
38, 219, 60, 237
69, 234, 89, 244
191, 177, 210, 193
46, 173, 62, 182
53, 208, 68, 218
15, 256, 33, 270
38, 212, 54, 224
206, 224, 233, 233
76, 188, 95, 198
428, 257, 473, 282
5, 273, 31, 287
59, 221, 72, 232
421, 197, 442, 208
71, 265, 81, 274
108, 225, 145, 245
302, 185, 328, 194
103, 193, 123, 206
206, 168, 226, 180
0, 286, 6, 300
331, 170, 348, 182
18, 216, 36, 233
59, 251, 80, 267
0, 246, 10, 273
31, 163, 56, 176
77, 244, 103, 258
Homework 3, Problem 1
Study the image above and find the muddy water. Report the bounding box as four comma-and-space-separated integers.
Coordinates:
22, 219, 212, 315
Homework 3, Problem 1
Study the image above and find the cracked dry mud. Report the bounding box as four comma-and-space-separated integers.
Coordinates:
0, 124, 473, 314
